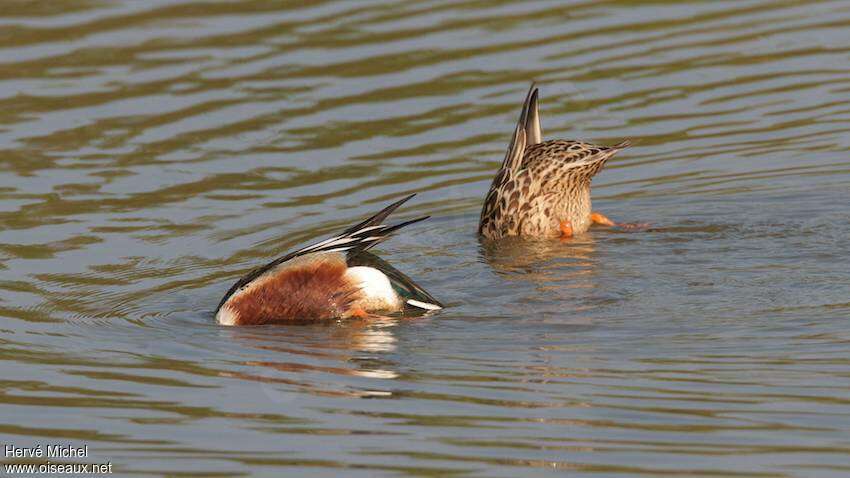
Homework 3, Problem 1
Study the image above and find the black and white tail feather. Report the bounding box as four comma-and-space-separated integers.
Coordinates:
215, 194, 440, 314
295, 194, 428, 256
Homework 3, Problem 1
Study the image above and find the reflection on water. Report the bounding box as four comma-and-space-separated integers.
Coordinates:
225, 320, 402, 399
481, 235, 603, 313
481, 235, 599, 276
2, 0, 850, 476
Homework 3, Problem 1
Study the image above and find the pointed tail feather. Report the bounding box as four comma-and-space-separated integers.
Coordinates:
520, 83, 542, 145
501, 125, 527, 173
342, 193, 416, 236
367, 215, 430, 242
501, 82, 544, 174
216, 195, 427, 313
347, 215, 430, 252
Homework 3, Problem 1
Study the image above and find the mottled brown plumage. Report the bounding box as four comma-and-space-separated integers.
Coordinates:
479, 84, 630, 239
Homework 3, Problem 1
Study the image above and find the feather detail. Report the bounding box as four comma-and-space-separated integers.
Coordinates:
347, 250, 443, 310
478, 84, 630, 239
216, 194, 440, 324
520, 83, 542, 145
501, 123, 527, 175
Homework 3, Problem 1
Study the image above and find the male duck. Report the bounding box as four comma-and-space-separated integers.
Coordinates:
479, 84, 643, 239
216, 194, 442, 325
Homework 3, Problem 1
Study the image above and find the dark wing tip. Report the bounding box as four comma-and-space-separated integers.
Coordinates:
396, 192, 417, 204
502, 125, 527, 172
519, 84, 537, 122
365, 215, 430, 245
506, 82, 542, 162
378, 193, 417, 216
525, 86, 542, 145
216, 194, 426, 315
343, 193, 417, 235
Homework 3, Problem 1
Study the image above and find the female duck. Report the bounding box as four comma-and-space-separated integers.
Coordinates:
216, 194, 442, 325
479, 84, 642, 239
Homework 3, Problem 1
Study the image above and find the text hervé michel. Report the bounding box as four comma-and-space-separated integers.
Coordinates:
5, 444, 88, 459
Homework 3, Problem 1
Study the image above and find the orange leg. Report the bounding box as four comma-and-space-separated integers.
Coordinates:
591, 211, 651, 231
559, 219, 573, 238
590, 212, 616, 227
346, 306, 396, 321
348, 307, 371, 319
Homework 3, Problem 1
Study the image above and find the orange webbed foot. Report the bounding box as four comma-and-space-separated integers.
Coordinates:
591, 212, 651, 232
346, 307, 395, 322
590, 212, 616, 227
348, 307, 372, 319
559, 220, 573, 239
617, 222, 652, 232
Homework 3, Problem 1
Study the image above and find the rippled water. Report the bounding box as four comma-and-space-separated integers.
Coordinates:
2, 0, 850, 476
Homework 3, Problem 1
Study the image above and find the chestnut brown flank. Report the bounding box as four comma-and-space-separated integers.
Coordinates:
226, 256, 358, 325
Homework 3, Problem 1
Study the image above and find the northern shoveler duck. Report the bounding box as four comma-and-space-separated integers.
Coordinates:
215, 194, 443, 326
479, 84, 645, 239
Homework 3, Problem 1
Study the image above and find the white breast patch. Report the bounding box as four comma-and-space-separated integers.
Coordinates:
344, 266, 402, 311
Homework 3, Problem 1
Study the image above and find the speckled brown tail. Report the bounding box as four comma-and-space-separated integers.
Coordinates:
478, 84, 631, 239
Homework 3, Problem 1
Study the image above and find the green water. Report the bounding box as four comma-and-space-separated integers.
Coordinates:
1, 1, 850, 476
